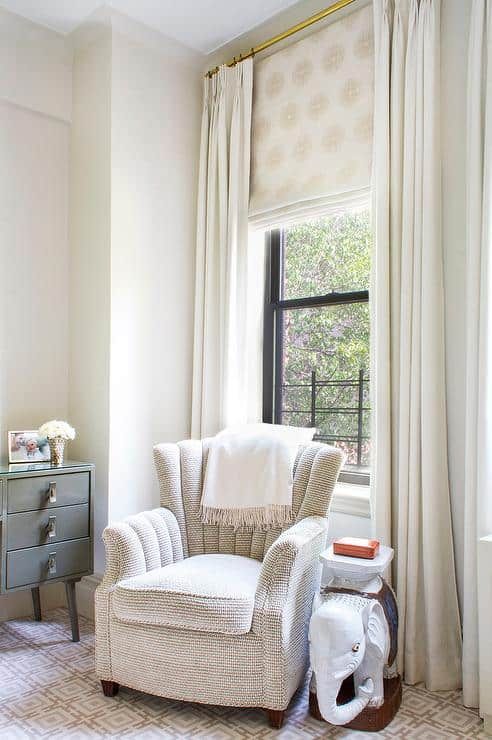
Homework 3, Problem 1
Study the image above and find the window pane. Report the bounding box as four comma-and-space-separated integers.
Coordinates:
278, 302, 370, 470
282, 210, 371, 299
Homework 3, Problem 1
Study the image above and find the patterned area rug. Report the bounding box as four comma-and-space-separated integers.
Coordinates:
0, 608, 485, 738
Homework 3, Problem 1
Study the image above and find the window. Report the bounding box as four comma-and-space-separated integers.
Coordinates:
263, 209, 371, 485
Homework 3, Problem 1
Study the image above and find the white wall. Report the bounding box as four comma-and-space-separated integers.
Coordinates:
108, 23, 203, 524
68, 13, 204, 567
0, 103, 70, 451
0, 8, 73, 618
0, 7, 72, 458
0, 7, 72, 122
69, 29, 112, 575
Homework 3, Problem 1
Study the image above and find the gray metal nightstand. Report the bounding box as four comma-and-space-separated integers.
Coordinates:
0, 460, 94, 641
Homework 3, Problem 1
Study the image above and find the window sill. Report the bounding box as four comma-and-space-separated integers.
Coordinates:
331, 481, 371, 519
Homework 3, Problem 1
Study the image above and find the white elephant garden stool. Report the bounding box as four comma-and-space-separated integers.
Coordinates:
309, 545, 402, 732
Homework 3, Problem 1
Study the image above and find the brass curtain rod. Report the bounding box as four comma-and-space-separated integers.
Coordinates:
206, 0, 357, 77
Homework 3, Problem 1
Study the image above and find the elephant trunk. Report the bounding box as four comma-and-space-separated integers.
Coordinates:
316, 673, 374, 726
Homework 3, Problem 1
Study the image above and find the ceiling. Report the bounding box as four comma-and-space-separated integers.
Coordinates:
0, 0, 301, 53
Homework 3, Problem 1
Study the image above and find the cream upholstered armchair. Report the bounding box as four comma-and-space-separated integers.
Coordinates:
95, 439, 343, 728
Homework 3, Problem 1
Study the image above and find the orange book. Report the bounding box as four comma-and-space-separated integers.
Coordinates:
333, 537, 380, 559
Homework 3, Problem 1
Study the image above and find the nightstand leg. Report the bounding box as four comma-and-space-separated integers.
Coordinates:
31, 587, 42, 621
65, 580, 80, 642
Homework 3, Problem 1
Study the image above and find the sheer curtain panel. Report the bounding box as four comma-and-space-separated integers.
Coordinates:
371, 0, 462, 690
463, 0, 492, 710
191, 61, 258, 438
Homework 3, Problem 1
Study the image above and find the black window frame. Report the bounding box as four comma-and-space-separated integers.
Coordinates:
262, 227, 370, 486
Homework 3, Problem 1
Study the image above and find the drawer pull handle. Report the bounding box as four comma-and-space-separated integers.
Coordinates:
47, 516, 57, 539
48, 553, 57, 575
47, 482, 57, 503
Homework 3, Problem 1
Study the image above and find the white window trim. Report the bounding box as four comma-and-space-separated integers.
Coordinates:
331, 481, 371, 519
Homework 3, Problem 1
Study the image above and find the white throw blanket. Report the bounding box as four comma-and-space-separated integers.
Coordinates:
200, 424, 316, 530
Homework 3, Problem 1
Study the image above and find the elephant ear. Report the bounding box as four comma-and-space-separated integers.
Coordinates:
363, 601, 388, 661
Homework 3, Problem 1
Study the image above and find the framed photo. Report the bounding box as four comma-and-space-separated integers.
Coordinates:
8, 430, 50, 464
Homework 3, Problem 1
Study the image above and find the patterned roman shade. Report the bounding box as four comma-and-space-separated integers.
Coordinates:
249, 3, 374, 226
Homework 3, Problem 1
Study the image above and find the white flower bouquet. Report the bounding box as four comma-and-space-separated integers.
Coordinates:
38, 420, 76, 441
38, 421, 76, 466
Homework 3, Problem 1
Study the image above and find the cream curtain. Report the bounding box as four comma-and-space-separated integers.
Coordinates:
463, 0, 492, 708
192, 60, 262, 438
371, 0, 462, 689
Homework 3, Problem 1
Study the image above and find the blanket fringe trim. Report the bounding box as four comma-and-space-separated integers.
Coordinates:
200, 504, 292, 531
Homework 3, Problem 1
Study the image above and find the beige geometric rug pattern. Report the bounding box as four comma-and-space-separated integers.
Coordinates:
0, 608, 485, 739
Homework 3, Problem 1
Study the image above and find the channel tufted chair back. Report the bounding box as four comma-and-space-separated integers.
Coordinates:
153, 438, 343, 562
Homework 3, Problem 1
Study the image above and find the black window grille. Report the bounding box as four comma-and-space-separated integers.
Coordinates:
262, 227, 370, 485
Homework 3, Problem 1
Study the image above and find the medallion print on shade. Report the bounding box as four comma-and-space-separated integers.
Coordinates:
266, 71, 284, 97
323, 44, 345, 72
280, 101, 299, 129
340, 78, 361, 107
355, 114, 373, 142
267, 144, 284, 169
323, 125, 345, 153
250, 3, 374, 217
294, 135, 313, 162
292, 58, 314, 86
309, 94, 329, 120
355, 30, 374, 59
254, 116, 271, 142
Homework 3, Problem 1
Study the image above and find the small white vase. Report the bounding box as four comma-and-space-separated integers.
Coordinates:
49, 436, 66, 466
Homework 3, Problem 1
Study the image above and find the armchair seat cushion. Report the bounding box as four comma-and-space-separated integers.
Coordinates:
112, 553, 262, 635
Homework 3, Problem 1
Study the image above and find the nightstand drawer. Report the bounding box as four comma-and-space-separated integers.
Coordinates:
7, 472, 89, 513
6, 538, 90, 589
6, 504, 89, 551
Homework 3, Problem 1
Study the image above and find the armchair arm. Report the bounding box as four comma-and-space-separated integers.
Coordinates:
252, 516, 328, 708
99, 507, 183, 588
252, 516, 328, 632
95, 507, 183, 681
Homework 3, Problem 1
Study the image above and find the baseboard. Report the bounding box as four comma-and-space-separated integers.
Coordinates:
483, 714, 492, 736
0, 581, 65, 622
76, 574, 102, 621
0, 575, 101, 624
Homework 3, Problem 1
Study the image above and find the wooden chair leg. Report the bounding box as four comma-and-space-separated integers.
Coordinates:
101, 680, 119, 697
266, 709, 285, 729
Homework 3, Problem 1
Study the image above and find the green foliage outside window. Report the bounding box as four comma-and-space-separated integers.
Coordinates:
280, 210, 372, 468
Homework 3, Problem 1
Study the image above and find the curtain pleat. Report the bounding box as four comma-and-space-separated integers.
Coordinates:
192, 61, 262, 438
